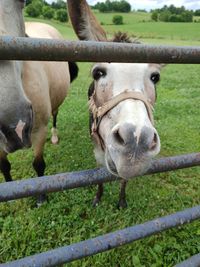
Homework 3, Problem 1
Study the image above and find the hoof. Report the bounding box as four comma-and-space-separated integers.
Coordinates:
51, 135, 59, 145
117, 199, 128, 209
92, 197, 101, 207
36, 194, 47, 207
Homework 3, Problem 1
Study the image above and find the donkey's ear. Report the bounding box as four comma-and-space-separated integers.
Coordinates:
67, 0, 107, 41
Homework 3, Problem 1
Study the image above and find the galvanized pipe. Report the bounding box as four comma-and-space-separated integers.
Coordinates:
1, 205, 200, 267
175, 253, 200, 267
0, 152, 200, 202
0, 36, 200, 63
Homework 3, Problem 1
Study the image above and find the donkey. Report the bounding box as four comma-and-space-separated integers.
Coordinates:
0, 0, 78, 205
0, 0, 33, 153
68, 0, 162, 208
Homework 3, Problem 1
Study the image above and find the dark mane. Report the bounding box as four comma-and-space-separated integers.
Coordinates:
112, 31, 140, 44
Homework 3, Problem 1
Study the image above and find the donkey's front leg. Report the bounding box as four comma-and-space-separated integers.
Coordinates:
92, 183, 104, 207
0, 151, 12, 182
117, 180, 128, 209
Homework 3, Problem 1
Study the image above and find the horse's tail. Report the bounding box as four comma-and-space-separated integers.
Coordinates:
68, 61, 79, 83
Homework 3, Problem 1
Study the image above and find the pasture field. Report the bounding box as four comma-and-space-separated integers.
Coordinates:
95, 11, 200, 45
0, 13, 200, 266
25, 12, 200, 45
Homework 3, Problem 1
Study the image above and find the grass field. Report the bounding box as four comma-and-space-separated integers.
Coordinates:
0, 11, 200, 266
94, 11, 200, 45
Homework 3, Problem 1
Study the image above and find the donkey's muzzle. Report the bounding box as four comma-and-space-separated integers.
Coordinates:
112, 123, 159, 156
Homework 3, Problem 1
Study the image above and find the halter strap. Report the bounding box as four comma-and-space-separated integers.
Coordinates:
89, 90, 154, 150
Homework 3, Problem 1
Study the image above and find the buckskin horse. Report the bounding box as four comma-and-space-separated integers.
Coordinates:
0, 0, 78, 205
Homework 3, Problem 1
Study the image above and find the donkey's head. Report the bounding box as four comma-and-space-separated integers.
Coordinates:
68, 0, 161, 178
0, 0, 33, 153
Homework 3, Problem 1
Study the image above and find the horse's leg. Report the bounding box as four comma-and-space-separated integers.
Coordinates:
92, 183, 104, 207
51, 110, 59, 144
32, 127, 47, 206
117, 180, 128, 209
0, 151, 12, 182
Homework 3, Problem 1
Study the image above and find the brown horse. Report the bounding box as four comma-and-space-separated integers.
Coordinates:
68, 0, 162, 208
0, 1, 78, 205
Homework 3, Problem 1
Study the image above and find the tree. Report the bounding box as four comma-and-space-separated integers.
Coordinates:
26, 0, 33, 5
56, 9, 68, 22
94, 0, 131, 13
180, 11, 193, 22
159, 10, 171, 22
42, 6, 55, 19
168, 14, 182, 22
151, 11, 158, 21
51, 0, 66, 9
98, 3, 109, 12
151, 4, 193, 22
118, 0, 131, 12
112, 15, 123, 25
105, 0, 112, 11
168, 4, 177, 14
25, 0, 43, 17
137, 9, 147, 13
194, 9, 200, 16
26, 0, 49, 6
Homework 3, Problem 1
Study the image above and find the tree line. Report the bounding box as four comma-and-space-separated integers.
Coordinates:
92, 0, 131, 13
25, 0, 68, 22
25, 1, 200, 23
151, 5, 196, 22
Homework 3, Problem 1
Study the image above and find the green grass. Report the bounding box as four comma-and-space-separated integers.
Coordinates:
1, 12, 200, 266
25, 12, 200, 45
95, 11, 200, 45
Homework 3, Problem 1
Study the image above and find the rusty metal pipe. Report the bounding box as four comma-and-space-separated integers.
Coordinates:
1, 205, 200, 267
0, 36, 200, 63
0, 152, 200, 202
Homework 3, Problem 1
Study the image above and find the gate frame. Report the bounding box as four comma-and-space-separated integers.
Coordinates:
0, 37, 200, 267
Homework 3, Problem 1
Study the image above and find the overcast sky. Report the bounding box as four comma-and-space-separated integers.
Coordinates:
47, 0, 200, 11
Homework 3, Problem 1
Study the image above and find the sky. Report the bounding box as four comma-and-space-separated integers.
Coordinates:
47, 0, 200, 11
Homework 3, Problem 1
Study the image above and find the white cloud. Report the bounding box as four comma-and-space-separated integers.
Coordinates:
46, 0, 200, 10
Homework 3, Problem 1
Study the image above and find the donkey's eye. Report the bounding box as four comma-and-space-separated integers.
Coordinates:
92, 68, 106, 80
150, 72, 160, 84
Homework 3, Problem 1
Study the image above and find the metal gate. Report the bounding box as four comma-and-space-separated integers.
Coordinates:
0, 37, 200, 267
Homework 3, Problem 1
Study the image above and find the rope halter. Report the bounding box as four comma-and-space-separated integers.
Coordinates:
89, 90, 154, 150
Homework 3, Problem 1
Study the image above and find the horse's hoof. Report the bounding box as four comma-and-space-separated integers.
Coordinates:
117, 199, 128, 209
92, 198, 101, 207
51, 135, 59, 145
36, 194, 47, 207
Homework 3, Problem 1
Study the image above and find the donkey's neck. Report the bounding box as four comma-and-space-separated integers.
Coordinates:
0, 0, 25, 37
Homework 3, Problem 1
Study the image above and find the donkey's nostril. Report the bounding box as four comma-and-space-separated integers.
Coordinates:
112, 123, 136, 146
149, 132, 158, 151
113, 129, 125, 145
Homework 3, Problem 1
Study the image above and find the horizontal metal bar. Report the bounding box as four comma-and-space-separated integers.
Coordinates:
175, 253, 200, 267
2, 205, 200, 267
0, 152, 200, 202
0, 36, 200, 63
